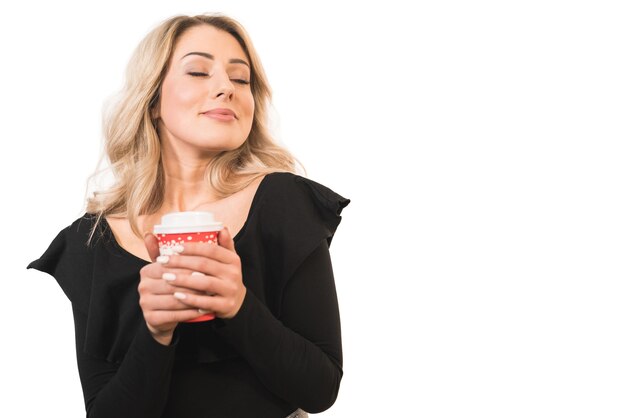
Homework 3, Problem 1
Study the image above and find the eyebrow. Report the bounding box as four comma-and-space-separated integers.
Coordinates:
181, 52, 250, 68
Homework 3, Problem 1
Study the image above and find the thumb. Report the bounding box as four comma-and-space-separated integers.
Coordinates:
143, 232, 160, 262
218, 226, 235, 251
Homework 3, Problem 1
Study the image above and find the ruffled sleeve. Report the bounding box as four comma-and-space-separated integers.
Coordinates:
27, 215, 97, 314
259, 173, 350, 316
27, 214, 147, 363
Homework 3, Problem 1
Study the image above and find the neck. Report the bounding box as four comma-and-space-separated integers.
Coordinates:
159, 137, 221, 213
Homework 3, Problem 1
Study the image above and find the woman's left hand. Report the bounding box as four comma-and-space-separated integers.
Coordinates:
158, 227, 247, 319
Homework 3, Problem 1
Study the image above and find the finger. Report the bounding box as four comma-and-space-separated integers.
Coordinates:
175, 240, 237, 264
139, 268, 207, 295
218, 226, 236, 252
144, 308, 209, 326
143, 232, 160, 262
172, 292, 232, 316
140, 262, 165, 279
139, 276, 179, 296
140, 293, 199, 311
161, 271, 235, 295
161, 254, 235, 278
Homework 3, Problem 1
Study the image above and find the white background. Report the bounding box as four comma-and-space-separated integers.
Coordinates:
2, 1, 625, 417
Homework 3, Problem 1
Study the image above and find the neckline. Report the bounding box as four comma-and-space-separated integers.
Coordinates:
101, 172, 276, 264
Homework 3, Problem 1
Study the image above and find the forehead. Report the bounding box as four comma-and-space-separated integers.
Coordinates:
172, 24, 247, 61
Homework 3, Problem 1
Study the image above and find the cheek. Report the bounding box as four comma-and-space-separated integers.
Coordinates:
161, 80, 199, 114
175, 85, 200, 104
242, 93, 255, 118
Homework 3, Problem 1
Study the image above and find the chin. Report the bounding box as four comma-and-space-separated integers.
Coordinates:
196, 141, 246, 154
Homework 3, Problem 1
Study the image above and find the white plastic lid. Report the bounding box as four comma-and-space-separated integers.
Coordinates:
153, 211, 223, 234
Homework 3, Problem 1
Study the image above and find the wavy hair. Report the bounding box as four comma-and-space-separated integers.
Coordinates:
86, 13, 301, 242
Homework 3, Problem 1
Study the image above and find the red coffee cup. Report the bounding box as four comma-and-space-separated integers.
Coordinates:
153, 211, 223, 322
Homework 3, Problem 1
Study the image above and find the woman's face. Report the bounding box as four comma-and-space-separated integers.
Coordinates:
154, 25, 254, 156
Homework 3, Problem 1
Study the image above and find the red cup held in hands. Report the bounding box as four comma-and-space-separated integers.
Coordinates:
153, 211, 223, 322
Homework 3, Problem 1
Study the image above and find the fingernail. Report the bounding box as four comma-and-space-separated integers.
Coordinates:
156, 255, 169, 264
162, 272, 176, 281
198, 309, 210, 314
160, 248, 174, 256
174, 244, 185, 253
191, 272, 205, 277
173, 292, 186, 300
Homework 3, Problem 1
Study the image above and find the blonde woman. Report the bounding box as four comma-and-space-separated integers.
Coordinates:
28, 14, 348, 418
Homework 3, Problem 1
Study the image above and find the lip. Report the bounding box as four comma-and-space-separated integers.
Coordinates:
202, 108, 237, 121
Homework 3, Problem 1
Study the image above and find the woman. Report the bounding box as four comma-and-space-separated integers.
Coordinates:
28, 13, 349, 418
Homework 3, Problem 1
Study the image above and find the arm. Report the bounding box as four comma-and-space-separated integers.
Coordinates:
72, 308, 177, 418
156, 227, 344, 412
214, 239, 343, 413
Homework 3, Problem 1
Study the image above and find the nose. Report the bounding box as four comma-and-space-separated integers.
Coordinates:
209, 67, 235, 100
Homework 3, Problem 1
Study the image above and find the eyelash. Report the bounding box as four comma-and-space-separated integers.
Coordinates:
188, 72, 250, 85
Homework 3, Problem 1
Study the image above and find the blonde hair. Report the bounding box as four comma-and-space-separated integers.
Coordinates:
86, 13, 302, 242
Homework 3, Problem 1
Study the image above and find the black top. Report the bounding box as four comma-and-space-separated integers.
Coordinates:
27, 172, 350, 418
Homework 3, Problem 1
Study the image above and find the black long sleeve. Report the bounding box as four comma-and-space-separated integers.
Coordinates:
73, 311, 177, 417
214, 239, 343, 413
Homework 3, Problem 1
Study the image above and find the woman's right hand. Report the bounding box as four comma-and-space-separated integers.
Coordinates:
138, 233, 203, 345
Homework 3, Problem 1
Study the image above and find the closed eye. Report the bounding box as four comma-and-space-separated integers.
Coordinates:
188, 72, 250, 85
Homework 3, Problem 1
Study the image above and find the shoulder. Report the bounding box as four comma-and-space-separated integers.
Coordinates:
257, 172, 349, 251
251, 173, 349, 298
45, 212, 104, 259
260, 172, 350, 226
262, 171, 336, 194
33, 213, 100, 261
65, 213, 103, 250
